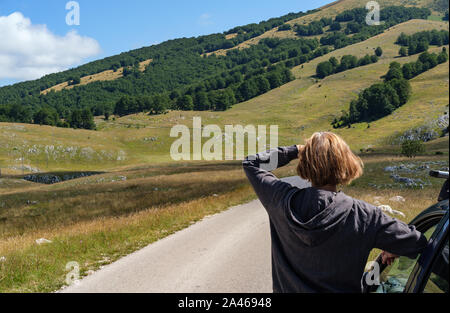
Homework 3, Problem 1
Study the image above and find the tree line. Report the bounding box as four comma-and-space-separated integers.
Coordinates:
396, 30, 449, 56
316, 48, 381, 79
319, 6, 431, 50
332, 48, 448, 128
0, 6, 433, 129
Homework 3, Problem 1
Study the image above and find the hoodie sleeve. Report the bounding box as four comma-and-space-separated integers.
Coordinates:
373, 209, 428, 259
243, 145, 299, 213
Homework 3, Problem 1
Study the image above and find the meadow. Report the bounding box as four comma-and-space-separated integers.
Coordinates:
0, 0, 448, 293
0, 146, 448, 292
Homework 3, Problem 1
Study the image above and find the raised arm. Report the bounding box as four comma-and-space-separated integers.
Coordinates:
242, 145, 299, 213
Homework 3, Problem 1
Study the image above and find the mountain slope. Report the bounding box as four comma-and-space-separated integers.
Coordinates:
1, 17, 447, 174
0, 3, 435, 127
208, 0, 446, 56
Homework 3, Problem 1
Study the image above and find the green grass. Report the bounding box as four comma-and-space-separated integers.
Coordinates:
0, 2, 448, 293
0, 153, 446, 292
428, 14, 444, 21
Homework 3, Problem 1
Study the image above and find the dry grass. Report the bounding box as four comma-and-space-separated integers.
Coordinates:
0, 152, 446, 292
0, 184, 257, 293
0, 162, 248, 237
41, 59, 152, 95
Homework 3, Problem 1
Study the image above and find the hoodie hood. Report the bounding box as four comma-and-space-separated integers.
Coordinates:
284, 187, 354, 247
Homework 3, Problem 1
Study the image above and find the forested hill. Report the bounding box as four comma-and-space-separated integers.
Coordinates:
0, 4, 439, 129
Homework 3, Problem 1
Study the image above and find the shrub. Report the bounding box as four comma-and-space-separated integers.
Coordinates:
401, 140, 425, 158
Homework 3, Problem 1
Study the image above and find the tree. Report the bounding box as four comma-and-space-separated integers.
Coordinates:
375, 47, 383, 57
384, 62, 403, 81
33, 107, 59, 126
176, 95, 194, 111
401, 140, 425, 158
396, 33, 408, 45
370, 55, 379, 63
193, 91, 210, 111
399, 46, 407, 57
266, 72, 282, 89
388, 78, 411, 106
316, 61, 333, 78
437, 50, 449, 64
408, 42, 417, 55
278, 24, 292, 31
114, 96, 133, 117
68, 109, 83, 129
329, 57, 339, 68
337, 55, 357, 72
254, 76, 270, 95
213, 89, 235, 111
329, 22, 341, 31
150, 94, 169, 114
237, 80, 258, 101
402, 63, 414, 79
416, 40, 429, 53
69, 76, 81, 86
80, 108, 96, 130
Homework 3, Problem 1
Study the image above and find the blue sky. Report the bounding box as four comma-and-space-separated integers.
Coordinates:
0, 0, 331, 86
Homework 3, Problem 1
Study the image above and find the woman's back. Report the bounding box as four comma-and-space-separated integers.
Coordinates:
243, 141, 427, 293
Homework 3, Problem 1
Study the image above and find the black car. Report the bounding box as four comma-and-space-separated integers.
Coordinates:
364, 170, 449, 293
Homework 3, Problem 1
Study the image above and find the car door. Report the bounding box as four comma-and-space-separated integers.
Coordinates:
366, 200, 448, 293
404, 210, 448, 293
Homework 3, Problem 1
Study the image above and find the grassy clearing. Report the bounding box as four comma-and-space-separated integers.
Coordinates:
0, 151, 447, 292
41, 59, 152, 95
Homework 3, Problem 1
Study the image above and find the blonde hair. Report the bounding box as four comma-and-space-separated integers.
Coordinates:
297, 132, 363, 187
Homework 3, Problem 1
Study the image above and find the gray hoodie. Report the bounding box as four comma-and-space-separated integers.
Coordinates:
243, 145, 428, 293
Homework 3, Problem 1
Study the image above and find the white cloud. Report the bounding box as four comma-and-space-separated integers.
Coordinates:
0, 12, 101, 81
198, 13, 213, 26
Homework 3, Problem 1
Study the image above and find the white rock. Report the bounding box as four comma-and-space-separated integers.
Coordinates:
389, 196, 406, 203
36, 238, 52, 245
378, 205, 406, 218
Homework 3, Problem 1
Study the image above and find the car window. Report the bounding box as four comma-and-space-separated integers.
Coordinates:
375, 226, 437, 293
423, 238, 449, 293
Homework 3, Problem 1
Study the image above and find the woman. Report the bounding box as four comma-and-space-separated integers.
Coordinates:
243, 132, 427, 293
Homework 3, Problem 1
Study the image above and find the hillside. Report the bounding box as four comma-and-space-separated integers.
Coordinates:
0, 3, 439, 128
0, 0, 449, 293
0, 17, 448, 174
0, 0, 448, 175
205, 0, 447, 56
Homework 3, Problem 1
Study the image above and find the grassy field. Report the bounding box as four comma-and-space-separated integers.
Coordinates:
0, 151, 447, 292
0, 0, 448, 293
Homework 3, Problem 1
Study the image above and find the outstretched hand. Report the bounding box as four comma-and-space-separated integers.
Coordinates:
381, 251, 399, 266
